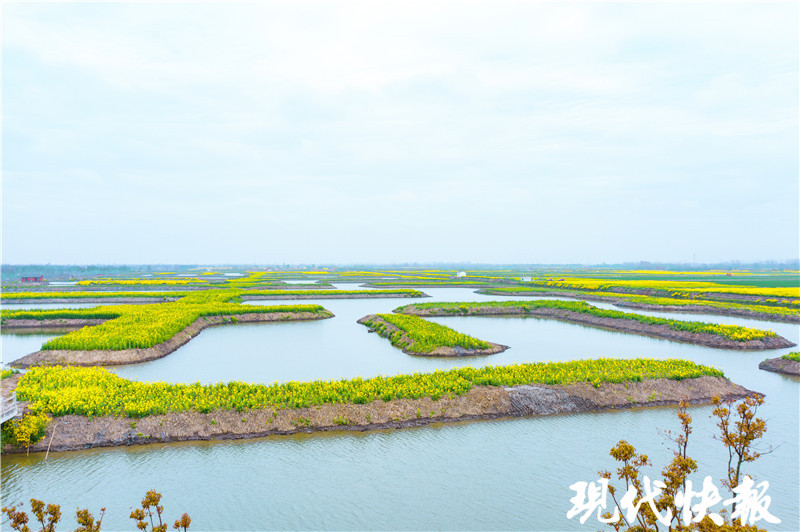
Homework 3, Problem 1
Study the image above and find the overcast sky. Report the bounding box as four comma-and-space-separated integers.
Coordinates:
2, 1, 798, 265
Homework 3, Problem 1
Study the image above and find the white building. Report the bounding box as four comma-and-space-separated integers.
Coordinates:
456, 271, 467, 277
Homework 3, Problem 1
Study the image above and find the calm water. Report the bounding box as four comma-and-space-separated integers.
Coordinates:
2, 288, 798, 530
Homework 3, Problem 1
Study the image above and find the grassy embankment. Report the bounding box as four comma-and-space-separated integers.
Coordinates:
1, 290, 330, 351
483, 287, 800, 319
359, 313, 492, 353
16, 359, 724, 418
0, 288, 424, 300
396, 301, 778, 342
500, 277, 800, 301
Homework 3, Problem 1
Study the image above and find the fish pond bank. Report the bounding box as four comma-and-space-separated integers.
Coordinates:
399, 303, 794, 350
8, 311, 333, 368
4, 375, 755, 454
758, 356, 800, 376
357, 314, 508, 356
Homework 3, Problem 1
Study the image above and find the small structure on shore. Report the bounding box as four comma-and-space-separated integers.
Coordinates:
20, 276, 44, 282
1, 392, 19, 424
456, 271, 467, 278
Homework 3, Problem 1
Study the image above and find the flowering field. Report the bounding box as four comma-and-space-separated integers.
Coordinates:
1, 290, 330, 351
359, 313, 491, 353
1, 288, 423, 300
1, 290, 187, 300
396, 301, 778, 342
484, 287, 800, 317
516, 277, 800, 299
77, 278, 209, 286
16, 359, 724, 418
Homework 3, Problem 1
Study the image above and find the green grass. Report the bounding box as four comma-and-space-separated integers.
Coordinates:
782, 352, 800, 361
17, 360, 725, 418
396, 301, 778, 342
360, 313, 491, 353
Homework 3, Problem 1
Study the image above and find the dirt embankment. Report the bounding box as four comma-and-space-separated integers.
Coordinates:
758, 357, 800, 376
241, 292, 429, 301
613, 302, 800, 324
2, 319, 109, 328
357, 314, 508, 357
2, 297, 180, 304
4, 376, 757, 454
362, 282, 504, 288
9, 311, 334, 369
2, 290, 427, 305
400, 306, 795, 350
475, 290, 800, 324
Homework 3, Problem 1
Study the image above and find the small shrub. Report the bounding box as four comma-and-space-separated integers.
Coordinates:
1, 412, 50, 455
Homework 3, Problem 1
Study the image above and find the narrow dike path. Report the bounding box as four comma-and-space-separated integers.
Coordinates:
7, 311, 334, 368
401, 306, 794, 350
4, 376, 756, 454
476, 289, 800, 324
357, 314, 508, 356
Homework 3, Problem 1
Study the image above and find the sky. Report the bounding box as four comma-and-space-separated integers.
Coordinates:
2, 1, 798, 265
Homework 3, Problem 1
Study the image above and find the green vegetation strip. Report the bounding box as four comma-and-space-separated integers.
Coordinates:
16, 360, 724, 418
366, 280, 501, 286
517, 277, 800, 299
1, 368, 20, 380
396, 301, 777, 342
1, 290, 329, 351
1, 288, 424, 300
1, 291, 186, 299
360, 314, 490, 353
484, 287, 800, 315
782, 352, 800, 361
241, 289, 425, 297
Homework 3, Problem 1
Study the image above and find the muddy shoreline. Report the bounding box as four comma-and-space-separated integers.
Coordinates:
476, 289, 800, 324
481, 286, 800, 305
241, 292, 429, 301
758, 357, 800, 376
357, 314, 507, 356
2, 297, 180, 304
4, 376, 756, 454
2, 291, 428, 305
9, 311, 334, 368
399, 306, 795, 350
615, 301, 800, 324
